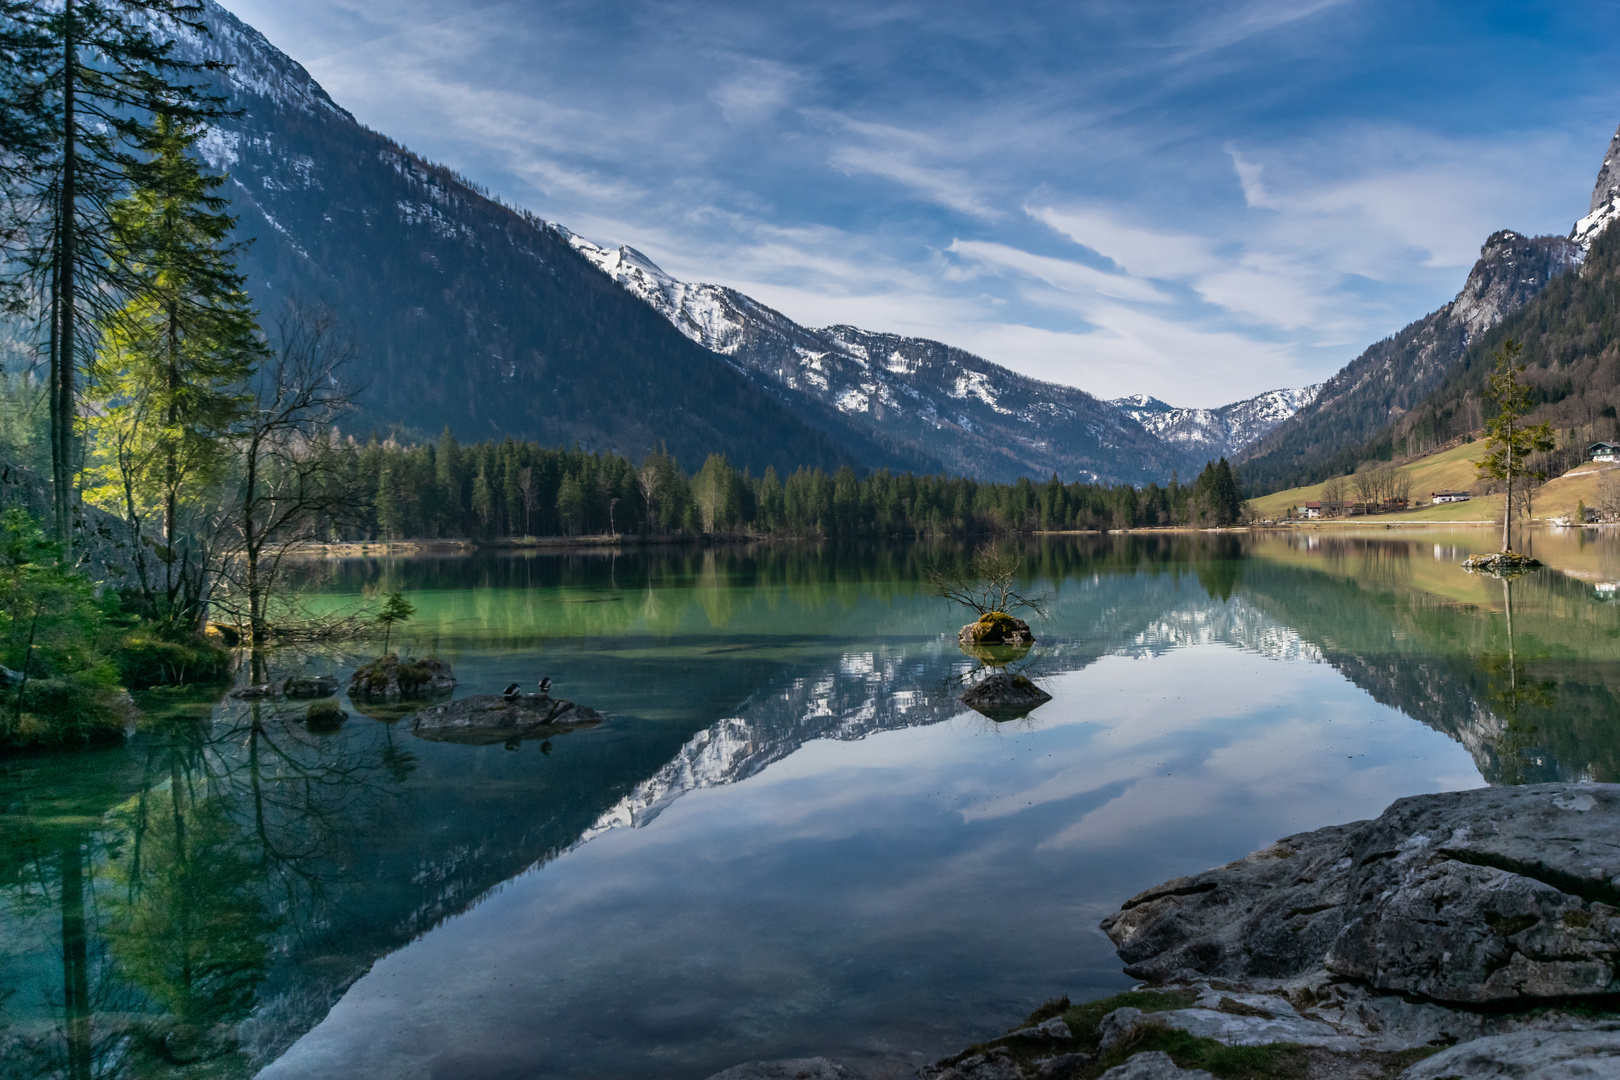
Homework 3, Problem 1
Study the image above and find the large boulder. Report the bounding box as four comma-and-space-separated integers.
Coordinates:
349, 655, 456, 700
1101, 784, 1620, 1004
408, 693, 602, 745
958, 612, 1035, 646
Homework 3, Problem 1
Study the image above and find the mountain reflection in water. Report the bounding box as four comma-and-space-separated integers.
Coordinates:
2, 533, 1617, 1079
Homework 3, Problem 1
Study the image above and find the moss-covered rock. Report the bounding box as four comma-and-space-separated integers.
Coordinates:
958, 611, 1035, 646
114, 632, 233, 689
348, 654, 456, 700
305, 699, 347, 731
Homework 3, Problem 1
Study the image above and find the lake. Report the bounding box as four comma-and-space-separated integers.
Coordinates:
4, 529, 1620, 1080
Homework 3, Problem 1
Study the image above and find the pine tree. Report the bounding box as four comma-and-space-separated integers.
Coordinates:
1475, 339, 1555, 553
84, 110, 260, 627
12, 0, 229, 546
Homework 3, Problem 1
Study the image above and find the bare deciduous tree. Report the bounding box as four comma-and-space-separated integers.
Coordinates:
213, 305, 360, 643
926, 542, 1050, 618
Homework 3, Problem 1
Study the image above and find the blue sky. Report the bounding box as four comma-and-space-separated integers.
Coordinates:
217, 0, 1620, 407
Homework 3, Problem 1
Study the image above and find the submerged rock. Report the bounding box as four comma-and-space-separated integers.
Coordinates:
962, 673, 1052, 721
408, 693, 602, 744
349, 655, 456, 700
958, 612, 1036, 646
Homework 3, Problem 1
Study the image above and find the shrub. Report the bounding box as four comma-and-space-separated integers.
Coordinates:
114, 633, 233, 689
305, 699, 347, 730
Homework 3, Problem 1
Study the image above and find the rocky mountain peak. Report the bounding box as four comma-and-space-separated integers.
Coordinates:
1572, 120, 1620, 246
1449, 229, 1582, 342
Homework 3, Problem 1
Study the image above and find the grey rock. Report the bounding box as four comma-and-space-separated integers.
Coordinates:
409, 693, 603, 745
1034, 1052, 1093, 1078
704, 1058, 853, 1080
0, 664, 21, 687
1098, 1008, 1145, 1051
1403, 1029, 1620, 1079
927, 1047, 1025, 1080
1097, 1052, 1215, 1080
1037, 1018, 1072, 1040
1102, 783, 1620, 1003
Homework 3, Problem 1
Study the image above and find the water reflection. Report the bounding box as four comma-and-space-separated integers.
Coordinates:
2, 532, 1619, 1078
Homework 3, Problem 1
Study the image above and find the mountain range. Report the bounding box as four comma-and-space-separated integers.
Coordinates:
152, 0, 1322, 486
125, 5, 1620, 491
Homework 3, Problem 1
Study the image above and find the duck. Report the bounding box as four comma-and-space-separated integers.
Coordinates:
503, 683, 521, 700
538, 677, 552, 694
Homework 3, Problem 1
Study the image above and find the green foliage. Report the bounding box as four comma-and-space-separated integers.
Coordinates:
375, 590, 414, 654
112, 630, 231, 689
332, 438, 1237, 540
1475, 339, 1556, 551
0, 509, 124, 747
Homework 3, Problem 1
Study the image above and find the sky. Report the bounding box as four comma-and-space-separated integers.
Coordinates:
214, 0, 1620, 408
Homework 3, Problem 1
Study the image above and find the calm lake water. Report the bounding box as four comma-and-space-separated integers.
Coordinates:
5, 529, 1620, 1080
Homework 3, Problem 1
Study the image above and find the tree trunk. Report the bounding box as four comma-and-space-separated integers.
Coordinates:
54, 6, 78, 551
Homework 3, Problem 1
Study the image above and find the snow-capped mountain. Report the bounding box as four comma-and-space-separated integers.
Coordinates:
1573, 119, 1620, 247
1107, 385, 1323, 461
555, 229, 1190, 484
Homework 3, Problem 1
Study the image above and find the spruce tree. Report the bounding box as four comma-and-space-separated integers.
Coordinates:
1475, 339, 1555, 553
13, 0, 229, 546
85, 110, 260, 627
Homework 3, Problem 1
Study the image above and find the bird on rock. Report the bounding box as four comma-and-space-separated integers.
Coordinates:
503, 683, 521, 699
538, 677, 552, 694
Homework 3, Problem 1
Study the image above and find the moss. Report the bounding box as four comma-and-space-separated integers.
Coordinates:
114, 632, 233, 689
1096, 1026, 1309, 1080
305, 699, 347, 731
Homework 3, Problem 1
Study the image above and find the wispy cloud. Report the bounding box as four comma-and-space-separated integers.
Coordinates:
217, 0, 1620, 407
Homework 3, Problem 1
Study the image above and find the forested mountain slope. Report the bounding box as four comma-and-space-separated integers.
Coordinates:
1237, 229, 1581, 492
171, 2, 867, 476
1392, 211, 1620, 451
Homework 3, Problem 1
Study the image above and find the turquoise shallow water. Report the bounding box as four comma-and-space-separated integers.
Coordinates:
4, 533, 1620, 1079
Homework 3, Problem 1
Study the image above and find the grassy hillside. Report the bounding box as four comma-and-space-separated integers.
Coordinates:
1248, 438, 1620, 526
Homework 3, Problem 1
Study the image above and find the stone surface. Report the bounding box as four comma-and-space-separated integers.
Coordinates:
927, 1046, 1027, 1080
1097, 1052, 1215, 1080
1099, 1001, 1358, 1052
703, 1058, 853, 1080
349, 655, 456, 700
1402, 1029, 1620, 1079
409, 693, 602, 744
961, 673, 1052, 721
1101, 783, 1620, 1003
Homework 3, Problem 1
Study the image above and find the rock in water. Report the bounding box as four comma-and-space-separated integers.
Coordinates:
282, 674, 338, 698
962, 672, 1052, 721
958, 612, 1035, 646
349, 655, 456, 700
1462, 551, 1542, 575
1102, 783, 1620, 1003
409, 693, 602, 744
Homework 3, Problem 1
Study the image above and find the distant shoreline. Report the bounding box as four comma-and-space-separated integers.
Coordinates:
285, 519, 1620, 559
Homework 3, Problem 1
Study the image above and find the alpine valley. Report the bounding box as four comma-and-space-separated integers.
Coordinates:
159, 0, 1322, 486
164, 1, 1620, 491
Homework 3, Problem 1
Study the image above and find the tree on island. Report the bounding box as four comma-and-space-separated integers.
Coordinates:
375, 592, 415, 656
1475, 339, 1554, 554
927, 542, 1050, 620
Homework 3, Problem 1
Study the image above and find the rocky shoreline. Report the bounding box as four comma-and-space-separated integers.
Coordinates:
710, 784, 1620, 1079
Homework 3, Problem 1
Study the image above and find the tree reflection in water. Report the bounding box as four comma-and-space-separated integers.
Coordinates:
1, 694, 410, 1079
1483, 576, 1559, 785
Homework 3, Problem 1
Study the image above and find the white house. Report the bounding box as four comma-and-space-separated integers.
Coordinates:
1302, 501, 1323, 519
1431, 491, 1471, 504
1589, 442, 1620, 463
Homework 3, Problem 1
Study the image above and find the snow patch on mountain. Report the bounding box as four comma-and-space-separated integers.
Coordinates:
1109, 384, 1323, 459
551, 226, 1187, 484
1573, 120, 1620, 247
